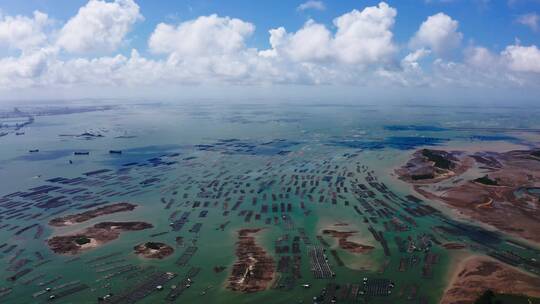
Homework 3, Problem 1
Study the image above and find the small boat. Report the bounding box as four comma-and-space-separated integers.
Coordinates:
109, 150, 122, 154
29, 149, 39, 153
16, 132, 25, 135
74, 152, 90, 155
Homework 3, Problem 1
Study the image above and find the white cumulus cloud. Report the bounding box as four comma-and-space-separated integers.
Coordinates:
333, 2, 397, 64
263, 21, 332, 61
410, 12, 462, 57
0, 0, 540, 97
0, 11, 50, 51
148, 14, 255, 57
464, 46, 498, 69
502, 44, 540, 73
401, 48, 431, 69
56, 0, 142, 53
263, 2, 397, 65
0, 47, 57, 89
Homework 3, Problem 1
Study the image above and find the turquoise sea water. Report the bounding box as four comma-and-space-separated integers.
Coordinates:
0, 102, 539, 303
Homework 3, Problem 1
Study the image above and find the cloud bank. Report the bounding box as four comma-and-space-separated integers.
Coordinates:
56, 0, 143, 54
0, 0, 539, 98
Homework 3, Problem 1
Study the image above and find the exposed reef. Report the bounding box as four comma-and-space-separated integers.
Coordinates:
48, 202, 137, 227
227, 228, 275, 293
47, 221, 153, 255
133, 242, 174, 259
396, 149, 469, 182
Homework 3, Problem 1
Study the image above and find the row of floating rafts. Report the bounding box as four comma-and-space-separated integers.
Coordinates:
33, 280, 81, 298
27, 150, 121, 154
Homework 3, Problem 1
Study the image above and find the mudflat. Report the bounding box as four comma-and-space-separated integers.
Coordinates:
322, 229, 374, 254
47, 221, 153, 255
227, 228, 275, 293
48, 202, 137, 227
133, 242, 174, 259
441, 255, 540, 304
397, 148, 540, 243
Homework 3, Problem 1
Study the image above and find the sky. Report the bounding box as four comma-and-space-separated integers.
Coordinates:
0, 0, 539, 103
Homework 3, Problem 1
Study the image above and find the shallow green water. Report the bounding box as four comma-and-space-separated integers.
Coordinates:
0, 102, 539, 304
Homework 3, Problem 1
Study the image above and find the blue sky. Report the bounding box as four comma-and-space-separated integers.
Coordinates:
0, 0, 539, 102
2, 0, 538, 54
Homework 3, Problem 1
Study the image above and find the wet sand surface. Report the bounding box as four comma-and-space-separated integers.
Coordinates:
442, 255, 540, 304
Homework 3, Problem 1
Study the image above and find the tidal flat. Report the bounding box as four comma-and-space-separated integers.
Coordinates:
0, 102, 539, 303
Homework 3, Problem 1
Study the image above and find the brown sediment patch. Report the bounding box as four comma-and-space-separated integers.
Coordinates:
397, 148, 540, 243
441, 255, 540, 304
442, 243, 466, 250
214, 266, 226, 273
227, 228, 274, 293
133, 242, 173, 259
49, 202, 137, 227
322, 229, 374, 254
395, 149, 472, 184
47, 221, 153, 255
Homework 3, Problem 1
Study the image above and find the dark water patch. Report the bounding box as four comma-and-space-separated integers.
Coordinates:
260, 139, 299, 149
248, 111, 274, 115
328, 136, 448, 150
188, 111, 212, 117
58, 132, 104, 140
468, 135, 520, 142
271, 118, 303, 123
196, 139, 299, 156
102, 144, 182, 167
121, 144, 181, 154
440, 218, 502, 245
14, 149, 81, 161
514, 187, 540, 199
304, 104, 376, 108
384, 125, 448, 132
115, 135, 137, 139
327, 140, 383, 150
223, 116, 303, 125
225, 116, 253, 124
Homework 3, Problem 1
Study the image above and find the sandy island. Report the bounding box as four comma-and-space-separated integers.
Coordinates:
227, 228, 275, 293
133, 242, 174, 259
48, 202, 137, 227
47, 221, 153, 255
